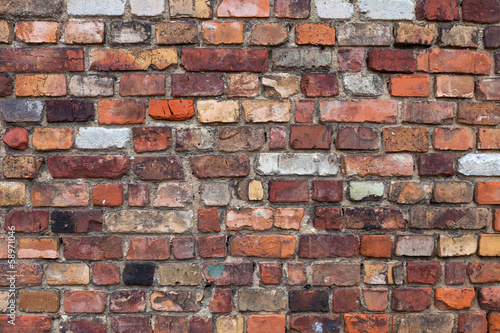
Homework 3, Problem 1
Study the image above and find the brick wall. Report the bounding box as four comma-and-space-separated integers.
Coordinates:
0, 0, 499, 332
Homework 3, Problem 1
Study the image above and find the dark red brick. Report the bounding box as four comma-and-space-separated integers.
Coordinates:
290, 125, 332, 149
133, 156, 184, 180
0, 263, 43, 286
259, 263, 283, 285
210, 289, 232, 313
407, 261, 441, 285
269, 126, 287, 149
0, 48, 84, 72
48, 155, 130, 179
155, 316, 188, 333
198, 208, 220, 232
172, 74, 224, 97
110, 289, 146, 313
336, 126, 379, 150
445, 262, 466, 285
298, 234, 359, 258
132, 127, 171, 153
468, 262, 500, 283
172, 237, 195, 260
269, 180, 309, 202
128, 184, 150, 207
289, 289, 329, 312
111, 316, 152, 333
368, 49, 415, 73
191, 154, 250, 178
484, 26, 500, 48
181, 48, 268, 72
290, 315, 341, 333
120, 73, 166, 96
46, 100, 94, 122
478, 287, 500, 310
203, 262, 253, 286
391, 288, 432, 311
301, 73, 338, 97
462, 0, 500, 23
0, 74, 12, 96
416, 0, 460, 21
458, 313, 488, 333
295, 99, 314, 123
198, 235, 227, 258
3, 127, 28, 150
61, 318, 106, 333
274, 0, 310, 18
314, 207, 343, 230
0, 315, 52, 333
312, 180, 343, 202
418, 153, 455, 176
62, 236, 122, 260
332, 289, 360, 313
4, 209, 49, 233
338, 48, 365, 72
50, 210, 103, 233
189, 317, 213, 333
93, 262, 120, 285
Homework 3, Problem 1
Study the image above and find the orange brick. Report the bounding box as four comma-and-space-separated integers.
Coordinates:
18, 238, 58, 259
478, 128, 500, 149
247, 315, 286, 333
490, 312, 500, 332
98, 99, 145, 124
390, 74, 431, 97
417, 49, 491, 74
436, 75, 474, 98
360, 235, 392, 258
476, 181, 500, 205
16, 21, 60, 43
296, 23, 335, 46
149, 100, 195, 120
230, 235, 295, 259
15, 74, 67, 97
92, 184, 124, 207
435, 287, 475, 310
32, 128, 73, 151
433, 127, 474, 150
203, 22, 243, 45
383, 126, 429, 152
494, 209, 500, 232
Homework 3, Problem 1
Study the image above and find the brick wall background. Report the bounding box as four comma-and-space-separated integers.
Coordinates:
0, 0, 499, 332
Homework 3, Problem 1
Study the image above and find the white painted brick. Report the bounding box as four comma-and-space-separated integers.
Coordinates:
130, 0, 165, 16
67, 0, 126, 15
358, 0, 414, 20
75, 127, 130, 149
315, 0, 354, 19
256, 153, 338, 176
458, 154, 500, 176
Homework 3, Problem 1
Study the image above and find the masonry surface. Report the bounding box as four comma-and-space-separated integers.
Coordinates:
0, 0, 499, 332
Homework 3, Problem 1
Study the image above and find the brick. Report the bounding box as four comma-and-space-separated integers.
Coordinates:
296, 23, 335, 45
92, 184, 123, 207
98, 99, 145, 124
468, 262, 500, 283
110, 316, 152, 333
62, 318, 107, 333
132, 127, 171, 153
155, 316, 188, 333
338, 48, 365, 72
433, 127, 475, 151
359, 0, 414, 19
462, 0, 500, 23
227, 74, 259, 97
434, 181, 474, 204
172, 237, 195, 259
0, 316, 51, 333
289, 125, 331, 150
46, 263, 89, 285
32, 183, 88, 207
389, 181, 431, 204
175, 128, 215, 151
67, 0, 126, 15
407, 261, 441, 284
411, 207, 489, 229
336, 126, 378, 150
16, 21, 59, 43
490, 313, 500, 332
436, 75, 474, 98
243, 100, 291, 123
154, 182, 192, 207
128, 184, 150, 207
485, 26, 500, 48
393, 314, 454, 332
417, 49, 490, 74
275, 0, 310, 17
349, 181, 384, 201
250, 23, 287, 46
477, 79, 500, 101
458, 313, 488, 333
395, 235, 434, 256
127, 237, 170, 260
338, 23, 391, 46
217, 0, 270, 17
344, 314, 389, 333
441, 25, 479, 48
46, 100, 95, 122
361, 235, 393, 258
198, 100, 239, 123
4, 209, 48, 233
19, 291, 59, 313
120, 74, 165, 96
93, 263, 120, 285
110, 289, 146, 313
383, 126, 429, 152
198, 208, 220, 232
0, 48, 83, 72
262, 74, 299, 98
151, 290, 201, 311
15, 74, 66, 97
64, 21, 104, 44
3, 156, 41, 179
170, 0, 212, 18
269, 180, 308, 203
288, 262, 307, 286
268, 126, 287, 149
191, 154, 249, 178
477, 181, 500, 204
247, 315, 285, 333
445, 262, 466, 285
133, 156, 184, 180
418, 153, 455, 176
298, 234, 359, 258
343, 73, 383, 97
312, 262, 360, 286
63, 236, 122, 260
320, 99, 397, 123
182, 48, 268, 72
64, 290, 105, 313
18, 237, 58, 259
311, 181, 343, 203
32, 128, 72, 150
478, 234, 500, 256
290, 315, 340, 333
300, 73, 337, 97
479, 287, 500, 310
172, 74, 223, 97
416, 0, 460, 20
389, 74, 430, 97
231, 235, 295, 259
314, 207, 342, 230
362, 289, 388, 311
124, 262, 155, 286
48, 155, 130, 179
289, 289, 329, 312
3, 127, 28, 150
199, 235, 227, 258
368, 49, 415, 73
403, 101, 454, 124
226, 208, 303, 231
295, 99, 314, 123
0, 21, 10, 43
203, 262, 253, 286
90, 48, 177, 71
391, 288, 432, 311
365, 262, 403, 285
395, 22, 435, 46
106, 210, 192, 233
110, 21, 151, 44
458, 103, 500, 125
344, 207, 404, 230
332, 289, 359, 313
159, 263, 201, 286
218, 126, 265, 152
203, 22, 243, 44
343, 154, 413, 177
149, 100, 195, 121
0, 262, 42, 286
157, 21, 197, 44
68, 75, 113, 97
478, 128, 500, 149
259, 263, 283, 285
273, 48, 331, 70
0, 181, 25, 206
50, 210, 103, 233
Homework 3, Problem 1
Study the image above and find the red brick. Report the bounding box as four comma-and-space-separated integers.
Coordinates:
4, 209, 49, 233
110, 289, 146, 313
395, 22, 436, 46
458, 313, 488, 333
0, 48, 84, 72
417, 49, 490, 74
446, 262, 467, 285
288, 262, 307, 286
436, 75, 475, 98
171, 74, 224, 97
311, 180, 343, 203
0, 74, 12, 97
98, 99, 145, 124
416, 0, 460, 20
368, 49, 415, 73
269, 180, 308, 203
61, 318, 106, 333
48, 155, 130, 179
391, 288, 432, 311
191, 154, 249, 178
0, 263, 42, 286
0, 315, 51, 333
478, 128, 500, 149
210, 289, 232, 313
92, 184, 123, 207
64, 21, 104, 44
290, 315, 341, 333
300, 73, 338, 97
362, 288, 388, 312
230, 235, 296, 259
181, 48, 268, 72
407, 261, 441, 284
203, 262, 253, 286
202, 22, 243, 44
489, 313, 500, 333
63, 236, 122, 260
269, 126, 287, 149
155, 316, 188, 333
298, 234, 359, 258
198, 208, 220, 232
313, 207, 343, 230
336, 126, 378, 150
294, 99, 314, 123
32, 183, 89, 207
290, 125, 332, 149
3, 127, 28, 150
274, 0, 310, 18
134, 156, 184, 180
93, 262, 120, 285
172, 237, 195, 259
435, 287, 475, 310
111, 316, 152, 333
434, 127, 474, 150
217, 0, 270, 17
343, 154, 413, 177
226, 74, 259, 97
418, 153, 455, 176
332, 289, 359, 313
458, 102, 500, 125
198, 235, 227, 258
250, 23, 287, 46
338, 48, 365, 72
344, 314, 389, 333
247, 315, 286, 333
149, 100, 195, 121
128, 184, 150, 207
320, 99, 397, 123
360, 235, 392, 258
190, 317, 213, 333
296, 23, 335, 45
132, 127, 171, 153
403, 101, 454, 124
120, 74, 165, 96
462, 0, 500, 23
479, 287, 500, 310
389, 74, 430, 97
476, 78, 500, 101
64, 290, 106, 313
127, 237, 170, 260
476, 181, 500, 204
259, 262, 282, 285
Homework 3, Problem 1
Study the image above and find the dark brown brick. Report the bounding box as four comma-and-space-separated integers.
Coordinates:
290, 125, 332, 149
300, 73, 338, 97
485, 26, 500, 48
133, 156, 184, 180
181, 48, 268, 72
418, 153, 455, 176
48, 155, 131, 179
5, 209, 49, 233
132, 127, 172, 153
274, 0, 311, 18
290, 315, 340, 333
191, 154, 250, 178
203, 263, 253, 286
157, 21, 198, 45
410, 207, 489, 229
312, 181, 343, 202
445, 262, 466, 285
171, 74, 224, 97
391, 288, 432, 311
407, 262, 441, 285
0, 48, 84, 72
314, 207, 343, 230
289, 290, 329, 312
46, 100, 94, 122
462, 0, 500, 23
336, 126, 378, 150
62, 236, 122, 260
332, 289, 360, 312
344, 207, 405, 230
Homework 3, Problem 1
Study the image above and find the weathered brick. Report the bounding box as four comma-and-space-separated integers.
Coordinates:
407, 261, 441, 284
18, 237, 58, 259
391, 288, 432, 311
16, 21, 59, 43
67, 0, 126, 15
287, 262, 307, 286
275, 0, 310, 17
110, 21, 151, 44
0, 21, 10, 44
417, 49, 490, 74
411, 207, 489, 229
313, 207, 342, 230
32, 128, 73, 150
441, 25, 479, 48
368, 49, 415, 73
63, 236, 122, 260
364, 262, 403, 285
90, 48, 177, 71
203, 22, 243, 44
289, 290, 329, 312
259, 263, 283, 285
418, 153, 455, 176
15, 74, 66, 97
458, 313, 488, 333
269, 180, 309, 203
3, 127, 28, 150
110, 289, 146, 313
0, 316, 51, 333
312, 181, 343, 203
485, 26, 500, 48
343, 154, 413, 177
226, 208, 303, 231
48, 155, 130, 179
468, 262, 500, 283
242, 100, 291, 123
344, 207, 404, 230
182, 48, 268, 72
4, 209, 48, 233
434, 181, 474, 203
247, 315, 285, 333
0, 48, 84, 72
299, 234, 359, 258
344, 314, 389, 333
436, 75, 475, 98
477, 79, 500, 101
478, 234, 500, 256
217, 0, 270, 17
218, 126, 265, 152
18, 291, 59, 313
312, 262, 360, 286
389, 181, 431, 204
395, 22, 435, 46
361, 235, 393, 258
46, 100, 95, 122
120, 73, 165, 96
46, 263, 89, 285
393, 314, 454, 332
478, 128, 500, 149
93, 183, 123, 206
124, 262, 155, 286
336, 126, 378, 150
64, 21, 104, 44
127, 237, 170, 260
170, 0, 212, 18
296, 23, 335, 45
338, 48, 365, 72
383, 126, 429, 152
151, 290, 202, 311
215, 316, 243, 333
343, 73, 383, 97
93, 262, 120, 285
262, 74, 299, 98
272, 48, 331, 70
203, 262, 253, 286
159, 263, 201, 286
50, 210, 102, 233
290, 314, 340, 333
395, 235, 435, 256
478, 287, 500, 310
403, 101, 454, 124
231, 235, 295, 258
172, 74, 223, 97
3, 156, 41, 179
156, 21, 197, 44
32, 183, 88, 207
133, 156, 183, 180
301, 73, 337, 97
250, 23, 287, 46
198, 100, 239, 123
199, 235, 227, 258
155, 316, 188, 333
98, 99, 145, 124
416, 0, 459, 20
172, 237, 195, 259
462, 0, 500, 23
106, 210, 192, 233
111, 316, 152, 333
69, 75, 113, 97
320, 99, 397, 123
459, 102, 500, 125
337, 23, 391, 46
191, 154, 249, 178
362, 289, 388, 311
445, 262, 467, 285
